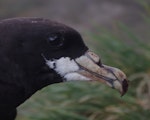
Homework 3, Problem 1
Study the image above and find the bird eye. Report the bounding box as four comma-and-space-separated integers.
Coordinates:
47, 34, 64, 48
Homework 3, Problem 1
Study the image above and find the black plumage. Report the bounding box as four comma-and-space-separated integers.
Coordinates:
0, 18, 87, 119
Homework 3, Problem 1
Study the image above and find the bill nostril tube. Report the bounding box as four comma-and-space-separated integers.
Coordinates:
97, 60, 102, 67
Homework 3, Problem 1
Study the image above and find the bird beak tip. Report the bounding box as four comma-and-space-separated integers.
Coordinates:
115, 78, 129, 97
121, 79, 129, 96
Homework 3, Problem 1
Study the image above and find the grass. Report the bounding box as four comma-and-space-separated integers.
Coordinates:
16, 1, 150, 120
16, 82, 144, 120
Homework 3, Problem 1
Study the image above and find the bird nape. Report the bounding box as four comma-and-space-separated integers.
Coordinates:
0, 17, 128, 120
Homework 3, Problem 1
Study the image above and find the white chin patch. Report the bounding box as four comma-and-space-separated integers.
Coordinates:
45, 57, 90, 81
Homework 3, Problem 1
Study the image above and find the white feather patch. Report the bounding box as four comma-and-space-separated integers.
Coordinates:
54, 57, 79, 75
45, 57, 90, 81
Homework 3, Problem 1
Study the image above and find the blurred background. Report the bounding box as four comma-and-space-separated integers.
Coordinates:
1, 0, 150, 120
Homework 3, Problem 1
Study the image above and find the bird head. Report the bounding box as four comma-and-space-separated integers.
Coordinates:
32, 19, 128, 96
1, 18, 128, 96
